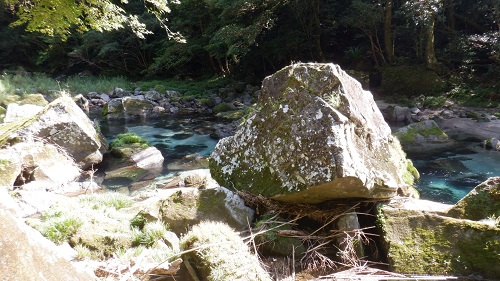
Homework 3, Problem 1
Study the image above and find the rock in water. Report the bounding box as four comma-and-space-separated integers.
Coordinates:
210, 63, 418, 203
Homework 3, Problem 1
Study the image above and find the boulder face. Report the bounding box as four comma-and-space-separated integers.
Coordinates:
378, 197, 500, 279
10, 96, 108, 169
210, 63, 418, 203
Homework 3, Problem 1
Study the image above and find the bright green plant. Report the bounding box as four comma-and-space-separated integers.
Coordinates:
110, 133, 149, 149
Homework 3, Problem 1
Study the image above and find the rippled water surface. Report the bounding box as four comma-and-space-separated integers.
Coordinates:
409, 144, 500, 204
99, 115, 500, 203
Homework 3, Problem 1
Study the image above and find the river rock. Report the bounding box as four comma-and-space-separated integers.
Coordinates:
395, 120, 448, 143
385, 105, 412, 124
2, 96, 108, 169
131, 146, 164, 171
378, 197, 500, 279
447, 177, 500, 221
210, 63, 418, 203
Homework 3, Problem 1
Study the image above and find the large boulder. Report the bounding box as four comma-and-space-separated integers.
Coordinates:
210, 63, 418, 203
378, 197, 500, 279
1, 96, 108, 169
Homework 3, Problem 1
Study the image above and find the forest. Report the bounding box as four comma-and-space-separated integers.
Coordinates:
0, 0, 499, 106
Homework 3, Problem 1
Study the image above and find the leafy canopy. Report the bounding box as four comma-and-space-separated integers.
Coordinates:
4, 0, 184, 41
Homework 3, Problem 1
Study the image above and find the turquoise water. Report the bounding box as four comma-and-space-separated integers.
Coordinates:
99, 115, 500, 204
410, 146, 500, 204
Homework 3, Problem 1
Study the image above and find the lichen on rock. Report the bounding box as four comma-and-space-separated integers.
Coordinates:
210, 63, 418, 203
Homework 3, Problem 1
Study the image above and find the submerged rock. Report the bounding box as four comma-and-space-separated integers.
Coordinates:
210, 63, 418, 203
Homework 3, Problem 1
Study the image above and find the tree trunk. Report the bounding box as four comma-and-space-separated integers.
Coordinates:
384, 0, 395, 63
312, 0, 326, 62
444, 0, 456, 33
425, 13, 438, 71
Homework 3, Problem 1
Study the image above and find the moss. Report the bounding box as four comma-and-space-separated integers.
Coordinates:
382, 205, 500, 278
19, 93, 48, 106
447, 177, 500, 220
213, 102, 232, 113
403, 160, 420, 186
396, 121, 447, 143
254, 214, 306, 257
180, 221, 271, 281
109, 133, 149, 156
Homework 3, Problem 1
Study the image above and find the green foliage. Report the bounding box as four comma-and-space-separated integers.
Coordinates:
37, 214, 83, 245
4, 0, 175, 40
110, 133, 150, 149
213, 102, 232, 113
135, 76, 230, 98
0, 72, 130, 98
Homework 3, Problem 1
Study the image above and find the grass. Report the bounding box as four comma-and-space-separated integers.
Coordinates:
39, 215, 84, 244
0, 72, 130, 97
79, 192, 134, 210
131, 221, 170, 247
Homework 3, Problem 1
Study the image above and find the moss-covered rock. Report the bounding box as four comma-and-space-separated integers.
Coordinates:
447, 177, 500, 221
378, 198, 500, 279
19, 93, 48, 106
158, 185, 254, 235
180, 221, 271, 281
381, 66, 446, 97
210, 63, 417, 203
395, 120, 448, 143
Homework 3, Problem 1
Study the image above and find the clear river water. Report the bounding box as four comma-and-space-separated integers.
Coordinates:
99, 115, 500, 205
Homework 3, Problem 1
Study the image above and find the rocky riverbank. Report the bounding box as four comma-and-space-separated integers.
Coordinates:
0, 63, 498, 280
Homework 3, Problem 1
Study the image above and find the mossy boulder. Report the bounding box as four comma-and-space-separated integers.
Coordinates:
395, 120, 448, 143
180, 221, 271, 281
158, 186, 255, 235
210, 63, 418, 203
447, 177, 500, 221
381, 66, 446, 97
378, 198, 500, 279
19, 93, 48, 106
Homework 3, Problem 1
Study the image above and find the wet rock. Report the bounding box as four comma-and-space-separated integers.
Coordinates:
210, 63, 418, 203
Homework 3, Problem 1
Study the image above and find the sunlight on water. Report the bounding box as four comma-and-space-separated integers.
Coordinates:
126, 125, 218, 157
412, 146, 500, 204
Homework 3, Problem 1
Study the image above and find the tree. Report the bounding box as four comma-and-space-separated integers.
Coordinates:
384, 0, 395, 63
401, 0, 443, 70
4, 0, 184, 41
